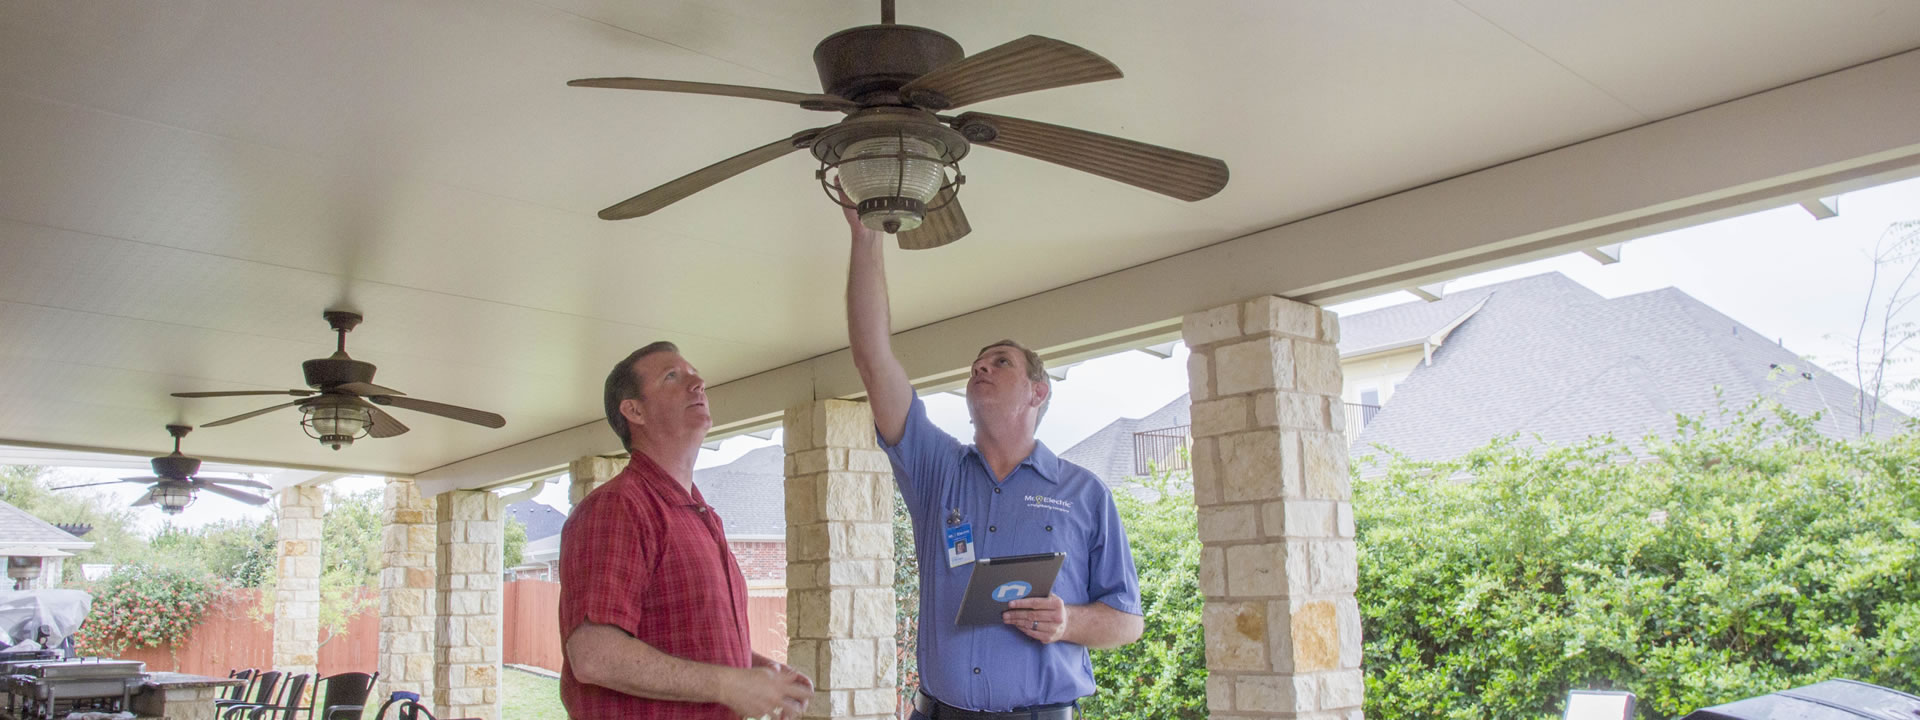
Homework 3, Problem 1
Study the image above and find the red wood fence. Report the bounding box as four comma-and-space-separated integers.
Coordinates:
502, 580, 788, 673
117, 589, 379, 677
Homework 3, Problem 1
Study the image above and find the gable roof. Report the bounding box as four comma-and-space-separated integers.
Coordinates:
0, 499, 93, 551
505, 501, 566, 542
1058, 396, 1191, 496
694, 446, 786, 538
1352, 274, 1898, 468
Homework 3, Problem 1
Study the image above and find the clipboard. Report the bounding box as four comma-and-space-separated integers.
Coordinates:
954, 551, 1066, 625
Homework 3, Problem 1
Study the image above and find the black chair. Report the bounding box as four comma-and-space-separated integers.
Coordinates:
373, 691, 482, 720
217, 670, 282, 714
225, 669, 257, 702
311, 671, 379, 720
228, 672, 308, 720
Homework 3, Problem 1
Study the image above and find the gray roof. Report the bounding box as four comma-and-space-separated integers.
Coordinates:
506, 501, 566, 541
1352, 273, 1898, 469
694, 445, 786, 538
0, 499, 92, 549
1058, 396, 1190, 496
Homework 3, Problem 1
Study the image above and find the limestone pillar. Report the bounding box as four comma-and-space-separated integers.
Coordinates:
782, 400, 898, 719
271, 485, 324, 676
434, 490, 503, 720
568, 454, 626, 506
377, 478, 437, 705
1184, 296, 1364, 719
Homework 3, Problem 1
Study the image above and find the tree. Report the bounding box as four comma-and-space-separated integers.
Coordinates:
151, 517, 277, 588
504, 517, 527, 569
1843, 219, 1920, 435
317, 488, 381, 647
0, 466, 148, 582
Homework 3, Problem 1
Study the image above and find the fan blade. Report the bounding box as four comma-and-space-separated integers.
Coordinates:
897, 189, 970, 250
202, 400, 303, 427
365, 405, 410, 439
568, 77, 857, 112
195, 481, 270, 506
370, 396, 505, 429
900, 36, 1121, 109
172, 390, 312, 398
336, 382, 405, 397
131, 490, 156, 507
50, 481, 127, 491
957, 112, 1228, 201
197, 476, 272, 490
119, 476, 162, 484
599, 128, 820, 220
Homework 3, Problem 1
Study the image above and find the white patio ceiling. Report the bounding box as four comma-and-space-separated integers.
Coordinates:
2, 1, 1918, 483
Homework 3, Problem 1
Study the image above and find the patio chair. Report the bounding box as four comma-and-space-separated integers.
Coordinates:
216, 670, 282, 714
227, 672, 309, 720
310, 671, 379, 720
372, 691, 482, 720
224, 669, 257, 701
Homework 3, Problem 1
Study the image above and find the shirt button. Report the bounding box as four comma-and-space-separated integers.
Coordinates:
988, 526, 996, 532
972, 667, 981, 674
993, 488, 1001, 494
1046, 525, 1053, 532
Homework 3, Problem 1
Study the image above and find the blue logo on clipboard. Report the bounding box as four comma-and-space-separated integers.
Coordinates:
992, 581, 1033, 603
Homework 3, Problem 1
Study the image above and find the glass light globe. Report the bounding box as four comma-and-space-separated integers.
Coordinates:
838, 136, 946, 233
302, 404, 372, 450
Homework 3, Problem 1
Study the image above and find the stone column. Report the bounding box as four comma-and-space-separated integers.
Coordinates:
782, 400, 898, 719
378, 478, 437, 705
434, 490, 504, 720
272, 485, 324, 677
1184, 296, 1364, 719
568, 454, 627, 506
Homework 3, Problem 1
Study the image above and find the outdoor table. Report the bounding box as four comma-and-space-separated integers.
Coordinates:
129, 672, 245, 720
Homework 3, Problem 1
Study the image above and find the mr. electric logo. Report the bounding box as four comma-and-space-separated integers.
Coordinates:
1025, 495, 1073, 513
992, 581, 1033, 603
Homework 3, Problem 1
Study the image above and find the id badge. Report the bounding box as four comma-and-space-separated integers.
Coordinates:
945, 523, 976, 568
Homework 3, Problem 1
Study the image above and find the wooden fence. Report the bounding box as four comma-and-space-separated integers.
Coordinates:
501, 580, 788, 673
117, 589, 378, 677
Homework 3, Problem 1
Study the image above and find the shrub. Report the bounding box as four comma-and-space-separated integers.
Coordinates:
72, 563, 222, 656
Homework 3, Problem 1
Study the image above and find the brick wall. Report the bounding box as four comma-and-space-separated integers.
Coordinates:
731, 540, 787, 583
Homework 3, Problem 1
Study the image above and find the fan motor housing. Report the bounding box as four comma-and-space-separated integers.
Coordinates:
303, 356, 377, 389
151, 454, 201, 479
813, 25, 964, 103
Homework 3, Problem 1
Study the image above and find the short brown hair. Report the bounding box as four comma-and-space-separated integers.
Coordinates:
604, 341, 680, 447
977, 339, 1051, 420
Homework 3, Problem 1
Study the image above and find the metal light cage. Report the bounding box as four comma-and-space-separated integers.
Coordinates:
150, 481, 195, 515
814, 127, 965, 233
300, 399, 372, 450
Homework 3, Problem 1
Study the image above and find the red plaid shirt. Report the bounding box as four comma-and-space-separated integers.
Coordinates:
559, 453, 752, 719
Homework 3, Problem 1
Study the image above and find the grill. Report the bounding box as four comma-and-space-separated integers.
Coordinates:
2, 658, 145, 720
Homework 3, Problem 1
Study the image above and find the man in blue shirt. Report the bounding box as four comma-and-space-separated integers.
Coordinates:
842, 204, 1144, 718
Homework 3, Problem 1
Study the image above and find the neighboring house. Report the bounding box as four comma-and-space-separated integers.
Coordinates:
1060, 272, 1897, 489
0, 499, 93, 590
524, 447, 790, 592
505, 501, 566, 542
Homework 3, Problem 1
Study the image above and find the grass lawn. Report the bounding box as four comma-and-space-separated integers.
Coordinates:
501, 666, 566, 720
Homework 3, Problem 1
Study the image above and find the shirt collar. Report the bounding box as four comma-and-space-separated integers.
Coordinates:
963, 440, 1063, 484
628, 452, 705, 507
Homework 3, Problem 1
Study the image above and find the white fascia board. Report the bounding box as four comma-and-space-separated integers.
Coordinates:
415, 49, 1920, 497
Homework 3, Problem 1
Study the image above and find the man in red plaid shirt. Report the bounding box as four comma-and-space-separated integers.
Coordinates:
560, 341, 814, 719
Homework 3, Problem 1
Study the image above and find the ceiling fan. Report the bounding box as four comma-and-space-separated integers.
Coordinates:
51, 425, 271, 515
171, 311, 506, 450
572, 0, 1229, 249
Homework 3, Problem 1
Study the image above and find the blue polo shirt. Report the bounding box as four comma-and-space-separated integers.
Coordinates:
880, 395, 1141, 711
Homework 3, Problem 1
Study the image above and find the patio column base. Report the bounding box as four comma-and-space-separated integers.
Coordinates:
1184, 296, 1365, 719
783, 399, 898, 719
434, 490, 503, 720
378, 477, 437, 704
272, 485, 324, 677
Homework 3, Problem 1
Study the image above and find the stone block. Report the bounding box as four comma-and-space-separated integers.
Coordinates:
1301, 432, 1351, 500
1183, 304, 1242, 348
1215, 337, 1293, 396
1321, 669, 1364, 709
1191, 438, 1222, 506
449, 544, 485, 574
852, 588, 894, 638
826, 559, 877, 587
1205, 673, 1234, 711
785, 475, 819, 526
788, 525, 829, 562
1202, 601, 1267, 670
1310, 540, 1358, 594
820, 400, 877, 450
822, 476, 873, 521
466, 615, 499, 646
1221, 430, 1301, 502
854, 687, 896, 715
822, 638, 875, 688
791, 449, 832, 477
1187, 351, 1213, 402
1199, 546, 1226, 597
465, 520, 500, 543
784, 404, 816, 452
847, 449, 892, 474
1255, 391, 1330, 431
1272, 600, 1340, 673
1337, 597, 1363, 669
1319, 309, 1341, 344
1235, 674, 1305, 713
1226, 543, 1289, 597
847, 523, 891, 559
462, 663, 496, 688
786, 639, 820, 678
787, 561, 818, 590
407, 567, 434, 589
1196, 505, 1257, 543
1245, 296, 1321, 339
1262, 500, 1335, 538
1336, 502, 1355, 538
1292, 339, 1342, 395
405, 654, 433, 682
1191, 396, 1250, 438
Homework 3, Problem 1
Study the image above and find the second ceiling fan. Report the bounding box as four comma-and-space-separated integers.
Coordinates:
572, 0, 1229, 249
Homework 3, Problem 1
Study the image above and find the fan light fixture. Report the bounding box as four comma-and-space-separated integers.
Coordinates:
301, 400, 372, 450
151, 481, 196, 515
815, 116, 965, 234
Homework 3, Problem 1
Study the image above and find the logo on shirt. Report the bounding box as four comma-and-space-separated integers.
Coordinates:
992, 581, 1033, 603
1025, 494, 1073, 513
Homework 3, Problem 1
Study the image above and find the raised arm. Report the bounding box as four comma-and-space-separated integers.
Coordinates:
844, 201, 914, 444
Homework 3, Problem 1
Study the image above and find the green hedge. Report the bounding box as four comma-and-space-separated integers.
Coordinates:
1355, 402, 1920, 719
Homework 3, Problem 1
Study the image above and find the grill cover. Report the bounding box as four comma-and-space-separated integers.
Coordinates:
1682, 679, 1920, 720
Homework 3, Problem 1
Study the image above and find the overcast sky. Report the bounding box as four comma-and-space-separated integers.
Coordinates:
40, 175, 1920, 534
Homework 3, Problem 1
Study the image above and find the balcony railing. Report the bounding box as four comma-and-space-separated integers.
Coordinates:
1130, 403, 1385, 474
